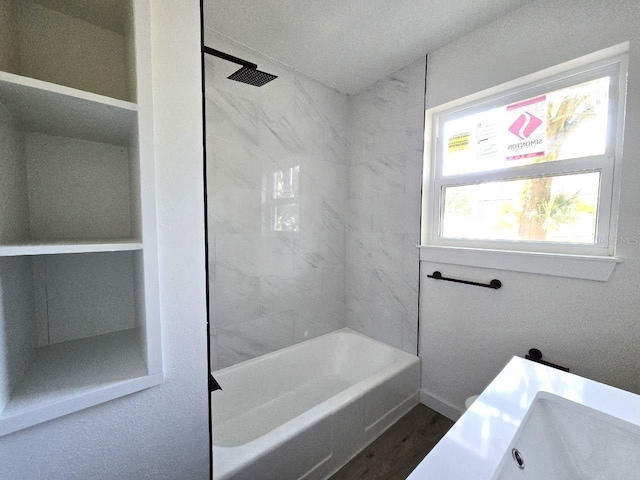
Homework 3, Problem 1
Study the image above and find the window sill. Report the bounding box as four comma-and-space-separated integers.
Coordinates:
418, 245, 620, 281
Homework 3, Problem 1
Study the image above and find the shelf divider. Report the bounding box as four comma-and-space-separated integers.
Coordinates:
0, 240, 143, 257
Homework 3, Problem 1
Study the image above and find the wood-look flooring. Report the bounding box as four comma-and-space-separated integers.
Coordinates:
329, 404, 454, 480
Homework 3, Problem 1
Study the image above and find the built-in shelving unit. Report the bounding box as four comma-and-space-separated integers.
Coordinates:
0, 0, 162, 436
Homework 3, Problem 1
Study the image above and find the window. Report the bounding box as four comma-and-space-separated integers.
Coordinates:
423, 50, 628, 263
270, 165, 300, 232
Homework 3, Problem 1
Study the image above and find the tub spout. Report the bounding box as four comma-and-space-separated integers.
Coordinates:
209, 373, 222, 392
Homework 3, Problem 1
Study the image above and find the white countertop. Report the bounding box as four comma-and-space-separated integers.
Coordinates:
407, 356, 640, 479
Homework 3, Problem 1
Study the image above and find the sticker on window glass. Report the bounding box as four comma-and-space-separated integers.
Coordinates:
448, 132, 470, 153
476, 121, 498, 161
505, 95, 546, 161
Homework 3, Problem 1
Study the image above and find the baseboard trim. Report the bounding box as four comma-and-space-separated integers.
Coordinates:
419, 389, 463, 422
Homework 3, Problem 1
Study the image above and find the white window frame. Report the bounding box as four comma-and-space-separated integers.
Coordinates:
420, 44, 629, 281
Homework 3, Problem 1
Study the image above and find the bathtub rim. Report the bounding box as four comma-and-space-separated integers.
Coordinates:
210, 327, 418, 377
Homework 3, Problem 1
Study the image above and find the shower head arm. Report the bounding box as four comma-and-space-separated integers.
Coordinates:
204, 45, 277, 87
203, 46, 257, 70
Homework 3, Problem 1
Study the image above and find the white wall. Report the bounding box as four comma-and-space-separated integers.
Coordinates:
0, 257, 36, 413
346, 60, 426, 354
25, 133, 132, 240
0, 102, 29, 242
18, 1, 129, 101
0, 0, 18, 72
420, 0, 640, 419
0, 2, 210, 478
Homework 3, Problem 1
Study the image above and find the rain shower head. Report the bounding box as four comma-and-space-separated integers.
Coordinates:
204, 46, 278, 87
228, 66, 278, 87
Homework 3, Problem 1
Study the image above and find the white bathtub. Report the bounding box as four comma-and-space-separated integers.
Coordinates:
211, 328, 420, 480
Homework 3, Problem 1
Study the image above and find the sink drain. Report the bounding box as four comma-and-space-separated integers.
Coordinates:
512, 448, 525, 470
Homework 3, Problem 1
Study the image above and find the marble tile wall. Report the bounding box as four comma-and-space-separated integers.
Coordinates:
346, 59, 426, 354
205, 32, 348, 370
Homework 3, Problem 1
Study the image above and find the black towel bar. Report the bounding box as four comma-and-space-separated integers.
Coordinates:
525, 348, 569, 372
427, 271, 502, 289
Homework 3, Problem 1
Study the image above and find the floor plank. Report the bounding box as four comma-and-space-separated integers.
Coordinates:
329, 404, 454, 480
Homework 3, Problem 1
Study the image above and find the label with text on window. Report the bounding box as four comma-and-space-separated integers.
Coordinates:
476, 120, 498, 161
447, 132, 470, 153
505, 95, 547, 161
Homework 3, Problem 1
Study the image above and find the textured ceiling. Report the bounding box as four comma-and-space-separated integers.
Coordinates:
203, 0, 533, 94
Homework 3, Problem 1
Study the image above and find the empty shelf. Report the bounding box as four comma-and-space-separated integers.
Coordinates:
0, 328, 162, 436
0, 71, 137, 146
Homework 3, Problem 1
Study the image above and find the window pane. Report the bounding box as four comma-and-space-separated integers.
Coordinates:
273, 165, 300, 199
273, 203, 299, 232
442, 172, 600, 243
442, 77, 610, 176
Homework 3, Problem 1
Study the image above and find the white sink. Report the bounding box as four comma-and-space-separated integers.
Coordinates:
493, 392, 640, 479
407, 358, 640, 480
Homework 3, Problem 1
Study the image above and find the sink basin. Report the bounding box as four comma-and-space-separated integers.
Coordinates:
492, 392, 640, 479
